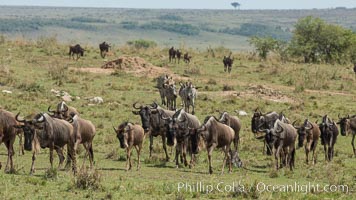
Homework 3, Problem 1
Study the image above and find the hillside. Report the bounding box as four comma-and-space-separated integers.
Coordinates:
0, 6, 356, 50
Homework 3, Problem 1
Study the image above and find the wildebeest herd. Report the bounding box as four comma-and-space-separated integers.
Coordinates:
1, 87, 355, 175
0, 43, 354, 176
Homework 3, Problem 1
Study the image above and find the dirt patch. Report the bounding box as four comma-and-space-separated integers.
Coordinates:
71, 56, 189, 80
239, 84, 298, 104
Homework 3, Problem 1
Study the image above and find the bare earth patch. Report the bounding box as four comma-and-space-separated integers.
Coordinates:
70, 56, 189, 81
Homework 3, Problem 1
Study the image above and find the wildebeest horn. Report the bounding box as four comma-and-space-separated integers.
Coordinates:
113, 126, 118, 132
347, 114, 350, 119
275, 123, 284, 134
132, 102, 142, 109
338, 113, 341, 119
67, 117, 74, 123
305, 121, 314, 130
292, 120, 300, 129
15, 112, 26, 123
150, 102, 158, 109
159, 110, 170, 120
48, 106, 56, 113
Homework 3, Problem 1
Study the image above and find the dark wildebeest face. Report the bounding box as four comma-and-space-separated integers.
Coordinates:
165, 118, 178, 146
32, 113, 50, 148
293, 120, 313, 148
48, 105, 65, 119
251, 111, 264, 133
114, 122, 129, 149
132, 102, 157, 132
337, 115, 349, 136
15, 113, 35, 151
189, 128, 201, 154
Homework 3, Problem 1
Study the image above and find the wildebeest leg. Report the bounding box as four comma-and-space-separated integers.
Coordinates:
182, 143, 188, 167
305, 144, 310, 164
162, 135, 170, 161
4, 140, 14, 172
275, 144, 282, 170
126, 146, 132, 171
323, 144, 327, 161
351, 134, 356, 156
67, 143, 77, 174
30, 152, 36, 175
18, 134, 24, 155
311, 141, 317, 164
228, 65, 232, 73
88, 143, 94, 168
135, 144, 141, 170
49, 146, 54, 169
55, 146, 65, 169
175, 147, 180, 168
207, 143, 217, 174
149, 135, 153, 158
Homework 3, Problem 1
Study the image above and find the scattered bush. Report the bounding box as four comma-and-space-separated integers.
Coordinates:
74, 168, 102, 190
127, 39, 157, 49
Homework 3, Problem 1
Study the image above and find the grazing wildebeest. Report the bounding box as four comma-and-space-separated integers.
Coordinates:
31, 113, 77, 174
183, 53, 191, 64
0, 109, 17, 172
69, 44, 84, 60
48, 101, 79, 120
160, 108, 201, 168
176, 50, 182, 64
190, 116, 235, 174
179, 82, 198, 115
99, 41, 111, 58
251, 108, 279, 155
319, 115, 338, 161
337, 114, 356, 156
156, 74, 175, 107
293, 119, 320, 164
67, 113, 96, 168
169, 47, 176, 63
132, 102, 175, 161
223, 54, 233, 73
218, 112, 241, 152
14, 113, 45, 174
259, 119, 297, 170
114, 122, 145, 170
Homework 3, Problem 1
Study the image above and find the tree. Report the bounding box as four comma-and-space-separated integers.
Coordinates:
290, 16, 355, 64
231, 2, 240, 10
249, 36, 279, 60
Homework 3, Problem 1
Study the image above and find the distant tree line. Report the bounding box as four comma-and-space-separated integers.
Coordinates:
0, 18, 97, 32
70, 17, 107, 23
121, 21, 200, 36
249, 16, 356, 64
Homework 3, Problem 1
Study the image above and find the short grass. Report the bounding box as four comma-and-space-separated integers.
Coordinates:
0, 38, 355, 199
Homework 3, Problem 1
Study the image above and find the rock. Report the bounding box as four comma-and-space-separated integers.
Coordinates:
2, 90, 12, 94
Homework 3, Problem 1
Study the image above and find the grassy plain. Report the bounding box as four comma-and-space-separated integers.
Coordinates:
0, 35, 355, 199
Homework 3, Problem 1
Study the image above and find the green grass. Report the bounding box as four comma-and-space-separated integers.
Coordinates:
0, 38, 355, 199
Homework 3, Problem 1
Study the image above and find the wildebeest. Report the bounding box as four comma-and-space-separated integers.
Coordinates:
68, 113, 96, 168
164, 84, 177, 111
176, 50, 182, 64
169, 47, 176, 63
223, 54, 233, 73
69, 44, 84, 60
114, 122, 145, 170
160, 108, 201, 168
132, 102, 175, 161
14, 113, 44, 174
319, 115, 339, 161
190, 116, 235, 174
259, 119, 297, 170
183, 53, 191, 64
293, 119, 320, 164
0, 109, 17, 172
337, 114, 356, 156
179, 82, 198, 115
218, 111, 241, 152
99, 41, 111, 58
251, 108, 279, 155
48, 101, 79, 120
31, 113, 77, 174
